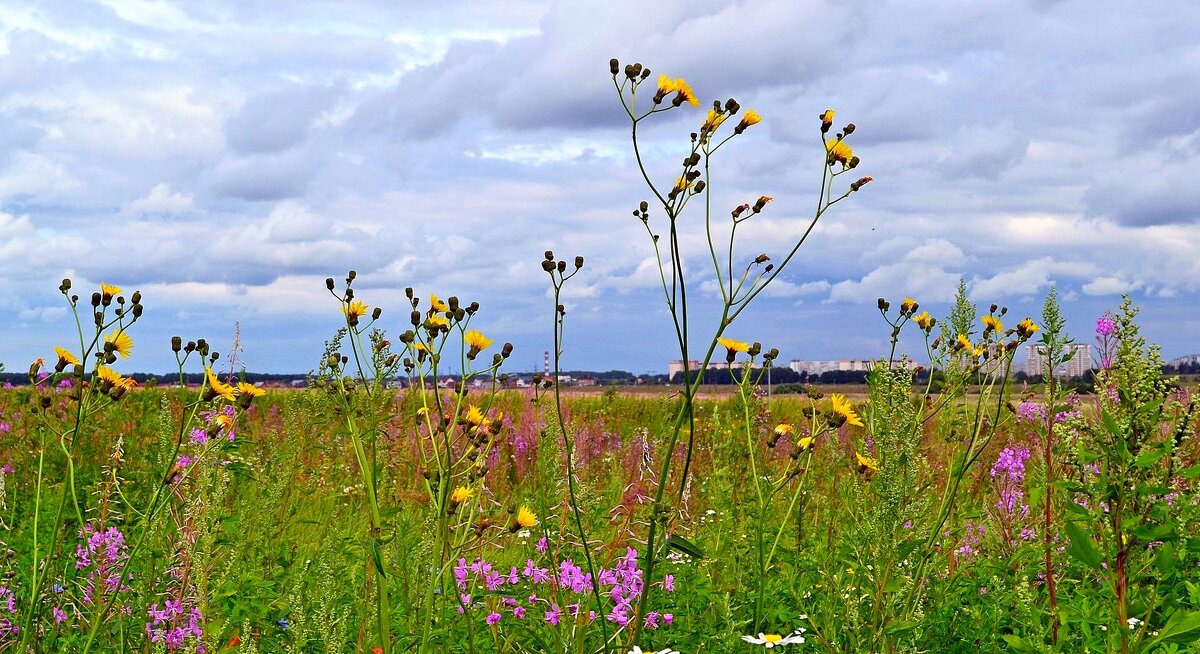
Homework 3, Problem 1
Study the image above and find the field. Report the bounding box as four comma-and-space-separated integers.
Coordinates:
2, 60, 1199, 654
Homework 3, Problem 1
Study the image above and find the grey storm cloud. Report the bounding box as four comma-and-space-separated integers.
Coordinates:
0, 0, 1198, 373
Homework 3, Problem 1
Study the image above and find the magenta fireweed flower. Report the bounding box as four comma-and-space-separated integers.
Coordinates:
486, 612, 501, 626
1016, 401, 1047, 424
52, 606, 67, 624
1096, 314, 1117, 337
75, 523, 130, 605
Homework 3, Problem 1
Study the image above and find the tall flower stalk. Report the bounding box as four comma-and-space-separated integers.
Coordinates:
610, 57, 872, 644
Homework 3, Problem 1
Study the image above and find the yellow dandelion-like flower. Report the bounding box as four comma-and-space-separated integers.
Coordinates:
741, 109, 762, 127
216, 413, 235, 431
516, 505, 538, 528
774, 423, 794, 437
426, 314, 450, 330
451, 485, 474, 504
830, 393, 864, 427
465, 330, 493, 352
106, 329, 133, 359
54, 346, 79, 367
116, 376, 138, 392
657, 73, 679, 96
464, 405, 485, 426
797, 436, 814, 451
673, 177, 692, 193
855, 451, 879, 474
236, 382, 264, 398
100, 283, 122, 297
820, 109, 835, 124
955, 334, 972, 351
900, 297, 918, 314
96, 366, 123, 387
973, 346, 986, 358
430, 294, 449, 312
981, 315, 1003, 333
913, 311, 935, 331
716, 337, 750, 353
1017, 317, 1040, 338
674, 80, 700, 107
342, 299, 369, 321
701, 108, 727, 136
205, 368, 237, 403
826, 139, 854, 165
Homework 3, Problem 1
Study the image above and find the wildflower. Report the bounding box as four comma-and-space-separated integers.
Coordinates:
1017, 317, 1040, 339
797, 436, 814, 451
451, 486, 474, 505
342, 299, 369, 324
673, 177, 692, 193
734, 108, 762, 134
773, 424, 794, 437
855, 452, 879, 475
900, 297, 918, 315
743, 632, 806, 647
235, 382, 263, 408
671, 79, 699, 107
825, 139, 853, 166
205, 368, 237, 403
430, 294, 449, 312
106, 329, 133, 359
820, 109, 835, 130
717, 337, 749, 353
516, 505, 538, 528
54, 346, 80, 369
701, 108, 727, 136
464, 405, 485, 426
981, 315, 1003, 334
955, 334, 972, 351
465, 330, 493, 358
1095, 313, 1117, 337
426, 314, 450, 331
95, 366, 125, 391
913, 311, 936, 331
486, 612, 501, 626
100, 283, 122, 297
829, 393, 864, 427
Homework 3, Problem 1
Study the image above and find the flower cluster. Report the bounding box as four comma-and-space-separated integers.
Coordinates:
145, 599, 204, 651
990, 446, 1031, 518
75, 523, 130, 606
454, 547, 675, 631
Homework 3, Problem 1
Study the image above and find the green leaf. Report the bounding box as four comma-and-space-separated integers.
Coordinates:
667, 534, 706, 559
1064, 520, 1102, 570
1101, 409, 1122, 437
1146, 610, 1200, 647
1178, 464, 1200, 480
1001, 634, 1042, 653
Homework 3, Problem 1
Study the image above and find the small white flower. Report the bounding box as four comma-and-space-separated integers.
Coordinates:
1127, 617, 1142, 629
742, 632, 806, 648
628, 647, 679, 654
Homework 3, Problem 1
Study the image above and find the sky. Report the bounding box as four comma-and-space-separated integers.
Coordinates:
0, 0, 1198, 375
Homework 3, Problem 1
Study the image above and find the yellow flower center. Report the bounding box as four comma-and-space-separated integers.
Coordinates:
764, 634, 783, 643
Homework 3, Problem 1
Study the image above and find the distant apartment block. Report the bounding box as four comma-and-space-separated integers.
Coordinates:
788, 359, 918, 375
667, 359, 752, 377
1025, 343, 1092, 378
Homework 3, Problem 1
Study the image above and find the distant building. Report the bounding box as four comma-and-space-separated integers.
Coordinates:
788, 359, 917, 376
668, 360, 700, 377
1025, 343, 1092, 378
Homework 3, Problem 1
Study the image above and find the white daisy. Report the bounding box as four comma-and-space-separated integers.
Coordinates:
742, 632, 806, 648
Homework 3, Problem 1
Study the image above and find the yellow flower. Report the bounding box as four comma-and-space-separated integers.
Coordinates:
106, 329, 133, 359
900, 297, 918, 314
913, 311, 935, 331
96, 366, 123, 387
656, 73, 679, 96
820, 109, 835, 124
830, 393, 864, 427
216, 413, 235, 431
981, 315, 1003, 333
426, 314, 450, 330
797, 436, 814, 451
741, 109, 762, 127
826, 138, 854, 165
1017, 317, 1040, 339
100, 283, 122, 297
701, 108, 727, 134
464, 404, 485, 426
54, 346, 79, 367
342, 299, 369, 321
430, 294, 449, 312
672, 78, 700, 107
205, 368, 237, 402
465, 330, 492, 352
973, 346, 986, 358
236, 382, 264, 399
955, 334, 972, 351
516, 505, 538, 528
855, 451, 879, 474
673, 177, 692, 193
773, 423, 794, 437
716, 337, 750, 353
451, 486, 474, 505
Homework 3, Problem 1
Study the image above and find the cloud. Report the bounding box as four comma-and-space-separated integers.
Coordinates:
124, 182, 194, 216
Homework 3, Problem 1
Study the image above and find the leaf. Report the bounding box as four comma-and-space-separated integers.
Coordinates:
1101, 409, 1122, 437
1146, 610, 1200, 647
666, 534, 706, 559
1178, 464, 1200, 480
1001, 634, 1042, 653
1064, 520, 1102, 570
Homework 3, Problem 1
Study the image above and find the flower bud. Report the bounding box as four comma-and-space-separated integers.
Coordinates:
131, 291, 141, 304
573, 256, 584, 268
754, 254, 770, 264
371, 307, 382, 320
556, 260, 566, 273
347, 270, 356, 281
639, 201, 648, 213
326, 277, 335, 290
91, 292, 101, 307
468, 301, 480, 313
693, 181, 705, 193
545, 250, 554, 260
843, 123, 855, 135
132, 304, 143, 318
609, 58, 619, 75
501, 342, 513, 358
171, 336, 182, 352
411, 310, 421, 326
877, 298, 890, 312
541, 260, 555, 272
